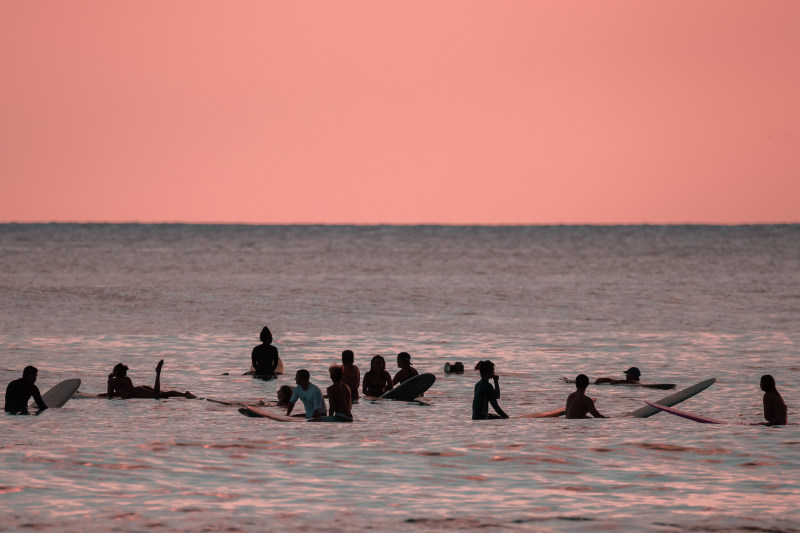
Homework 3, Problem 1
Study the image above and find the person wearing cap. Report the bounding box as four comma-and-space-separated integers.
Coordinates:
392, 351, 419, 385
4, 365, 47, 413
106, 360, 196, 399
595, 367, 641, 385
566, 374, 606, 419
251, 326, 280, 377
472, 360, 508, 420
760, 374, 787, 426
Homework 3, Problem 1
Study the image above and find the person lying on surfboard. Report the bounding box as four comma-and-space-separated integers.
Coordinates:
392, 351, 419, 385
4, 365, 47, 413
251, 326, 280, 377
286, 369, 326, 419
362, 355, 392, 397
106, 360, 196, 399
472, 360, 508, 420
276, 385, 293, 407
761, 374, 787, 426
341, 350, 360, 401
566, 374, 606, 419
326, 365, 352, 421
594, 366, 641, 385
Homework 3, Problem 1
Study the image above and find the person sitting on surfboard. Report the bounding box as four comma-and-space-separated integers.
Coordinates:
4, 365, 47, 413
594, 366, 641, 385
251, 326, 280, 377
566, 374, 606, 419
106, 360, 196, 399
761, 374, 787, 426
326, 365, 352, 421
392, 351, 419, 385
341, 350, 360, 401
472, 360, 508, 420
286, 369, 326, 419
362, 355, 393, 397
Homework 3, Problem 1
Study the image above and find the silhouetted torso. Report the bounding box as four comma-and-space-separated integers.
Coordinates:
251, 344, 279, 375
362, 370, 392, 397
472, 377, 506, 419
327, 381, 352, 418
5, 378, 46, 412
393, 366, 418, 386
342, 364, 360, 400
764, 390, 787, 425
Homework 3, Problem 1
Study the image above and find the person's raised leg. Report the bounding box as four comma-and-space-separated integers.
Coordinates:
154, 359, 164, 398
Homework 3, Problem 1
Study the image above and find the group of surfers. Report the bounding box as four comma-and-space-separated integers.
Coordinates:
4, 326, 789, 426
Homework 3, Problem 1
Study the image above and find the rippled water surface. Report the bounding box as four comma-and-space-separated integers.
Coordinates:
2, 224, 799, 531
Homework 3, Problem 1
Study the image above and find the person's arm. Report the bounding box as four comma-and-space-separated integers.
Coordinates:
492, 376, 500, 399
588, 398, 606, 418
286, 401, 296, 416
392, 371, 402, 386
488, 394, 508, 419
384, 372, 393, 393
31, 385, 47, 410
362, 373, 370, 396
107, 375, 115, 398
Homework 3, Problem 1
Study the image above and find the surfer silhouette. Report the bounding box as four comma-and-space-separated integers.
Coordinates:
341, 350, 360, 400
472, 360, 508, 419
761, 374, 787, 426
276, 385, 293, 407
392, 351, 419, 385
362, 355, 393, 397
326, 365, 353, 421
566, 374, 606, 419
4, 366, 47, 413
595, 366, 641, 384
106, 360, 196, 399
251, 326, 280, 377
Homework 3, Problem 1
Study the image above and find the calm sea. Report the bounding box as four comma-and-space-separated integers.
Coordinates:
1, 224, 799, 532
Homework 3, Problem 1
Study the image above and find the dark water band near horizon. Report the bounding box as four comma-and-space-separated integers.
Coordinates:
2, 224, 799, 532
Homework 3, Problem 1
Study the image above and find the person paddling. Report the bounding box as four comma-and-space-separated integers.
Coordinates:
472, 360, 508, 420
761, 374, 787, 426
566, 374, 605, 419
251, 326, 280, 377
286, 369, 326, 419
392, 351, 419, 385
595, 366, 641, 384
4, 366, 47, 413
106, 360, 196, 399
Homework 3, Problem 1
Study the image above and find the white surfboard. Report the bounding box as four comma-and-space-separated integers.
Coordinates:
31, 378, 81, 409
627, 378, 716, 418
380, 373, 436, 401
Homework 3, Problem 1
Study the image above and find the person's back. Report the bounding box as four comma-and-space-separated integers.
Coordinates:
327, 365, 352, 419
252, 327, 279, 376
5, 366, 46, 413
761, 375, 787, 425
341, 350, 360, 400
565, 374, 605, 419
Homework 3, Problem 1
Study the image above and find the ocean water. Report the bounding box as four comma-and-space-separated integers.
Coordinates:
1, 224, 799, 532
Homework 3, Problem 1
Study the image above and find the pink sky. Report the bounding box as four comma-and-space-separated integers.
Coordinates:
2, 2, 799, 224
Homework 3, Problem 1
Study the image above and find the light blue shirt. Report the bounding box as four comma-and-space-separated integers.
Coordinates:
290, 383, 326, 418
